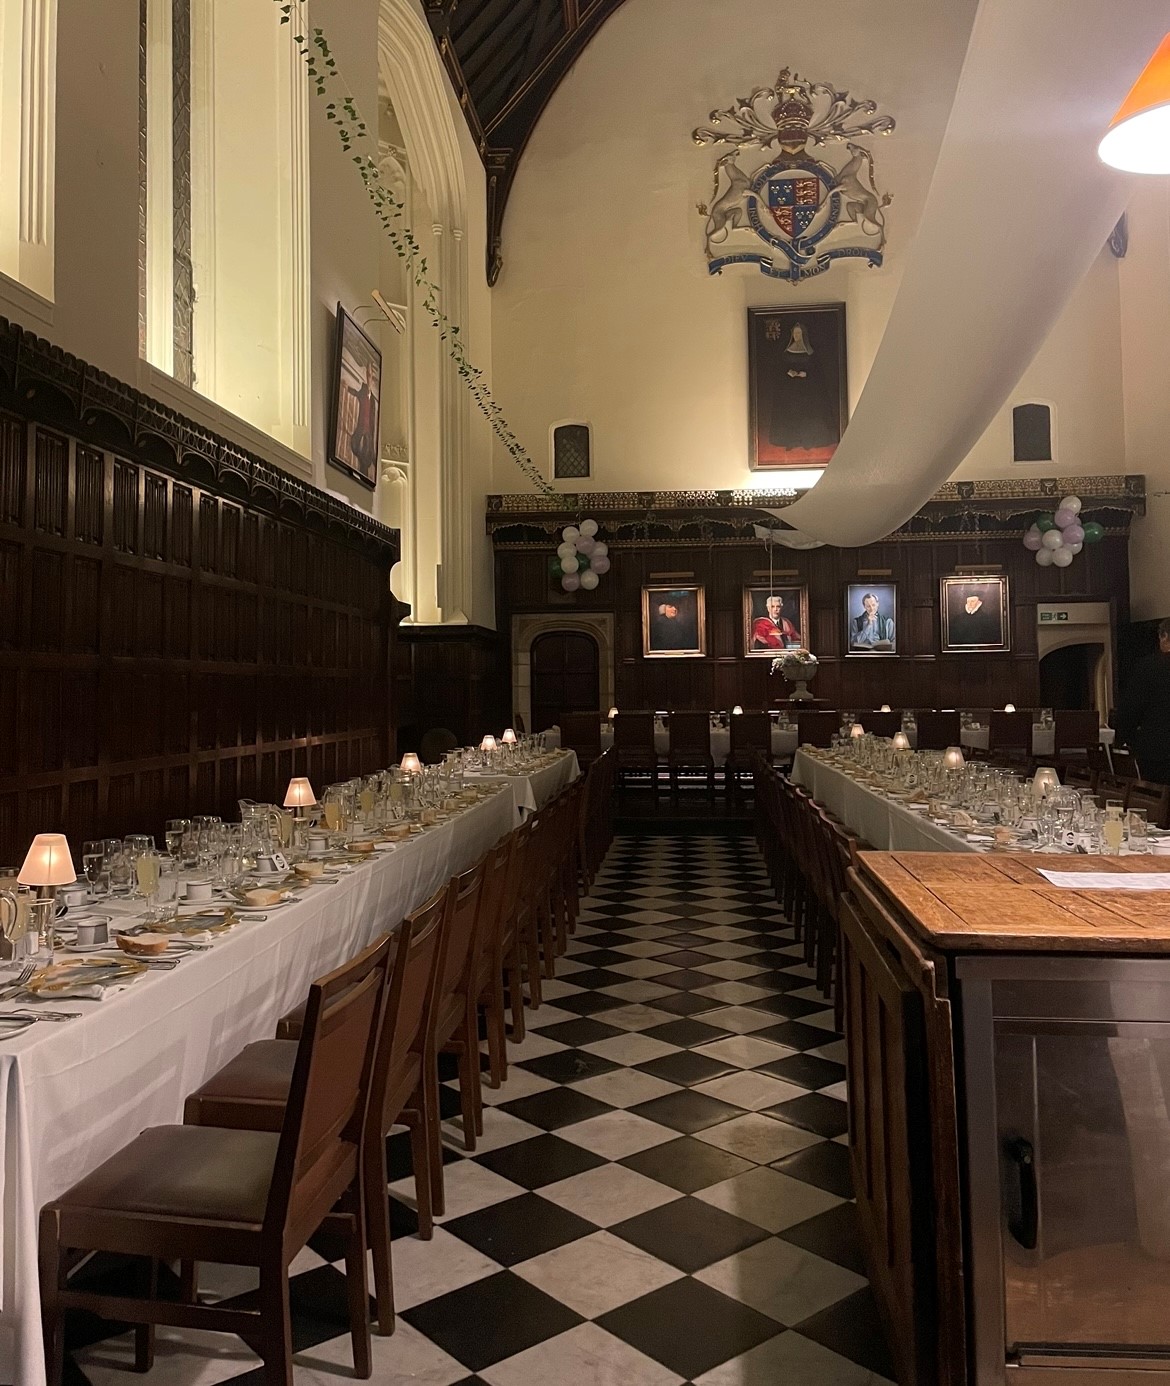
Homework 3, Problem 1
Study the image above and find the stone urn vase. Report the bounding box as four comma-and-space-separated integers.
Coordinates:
772, 650, 819, 703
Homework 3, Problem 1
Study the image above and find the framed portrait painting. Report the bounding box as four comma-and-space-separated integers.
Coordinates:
748, 304, 848, 470
845, 582, 898, 656
940, 576, 1011, 652
744, 585, 808, 657
642, 585, 706, 658
328, 303, 382, 490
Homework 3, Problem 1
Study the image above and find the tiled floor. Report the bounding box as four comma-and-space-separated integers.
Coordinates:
70, 835, 895, 1386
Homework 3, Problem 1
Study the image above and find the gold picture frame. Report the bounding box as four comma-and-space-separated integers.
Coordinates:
743, 585, 809, 657
642, 584, 706, 658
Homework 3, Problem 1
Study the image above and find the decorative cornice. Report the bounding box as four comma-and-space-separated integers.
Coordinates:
487, 476, 1146, 546
0, 317, 400, 561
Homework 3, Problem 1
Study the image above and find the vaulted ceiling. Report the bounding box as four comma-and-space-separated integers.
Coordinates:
424, 0, 630, 284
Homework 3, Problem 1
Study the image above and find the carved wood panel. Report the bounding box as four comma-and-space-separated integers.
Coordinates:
0, 414, 396, 866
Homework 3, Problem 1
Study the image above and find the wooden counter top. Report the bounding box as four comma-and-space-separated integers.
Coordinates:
857, 852, 1170, 954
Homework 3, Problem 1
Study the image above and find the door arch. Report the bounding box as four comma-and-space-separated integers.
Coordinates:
530, 631, 601, 735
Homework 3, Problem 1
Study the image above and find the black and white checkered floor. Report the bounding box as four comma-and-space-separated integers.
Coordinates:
70, 836, 895, 1386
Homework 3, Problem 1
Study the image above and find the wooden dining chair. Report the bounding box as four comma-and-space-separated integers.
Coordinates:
1125, 779, 1170, 829
558, 711, 602, 767
1054, 708, 1100, 759
795, 710, 839, 750
667, 710, 716, 799
858, 710, 901, 738
987, 711, 1031, 762
914, 710, 960, 751
613, 711, 659, 795
40, 934, 393, 1385
184, 890, 450, 1338
727, 712, 772, 795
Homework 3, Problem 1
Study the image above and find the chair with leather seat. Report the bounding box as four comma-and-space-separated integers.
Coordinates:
667, 711, 715, 800
39, 933, 392, 1386
184, 889, 449, 1336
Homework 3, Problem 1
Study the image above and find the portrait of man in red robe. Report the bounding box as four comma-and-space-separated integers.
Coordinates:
745, 587, 807, 656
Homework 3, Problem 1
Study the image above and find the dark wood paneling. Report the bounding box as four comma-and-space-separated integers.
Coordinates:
395, 625, 509, 752
0, 413, 398, 865
495, 532, 1131, 717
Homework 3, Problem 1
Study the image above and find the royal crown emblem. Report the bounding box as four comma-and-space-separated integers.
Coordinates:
694, 67, 895, 282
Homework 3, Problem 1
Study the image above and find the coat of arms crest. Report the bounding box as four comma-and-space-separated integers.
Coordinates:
695, 67, 895, 282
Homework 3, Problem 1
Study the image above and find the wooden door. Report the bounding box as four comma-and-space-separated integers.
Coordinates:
530, 632, 600, 734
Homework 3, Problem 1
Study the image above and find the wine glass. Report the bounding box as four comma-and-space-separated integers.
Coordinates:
165, 819, 190, 858
82, 840, 108, 898
136, 849, 161, 915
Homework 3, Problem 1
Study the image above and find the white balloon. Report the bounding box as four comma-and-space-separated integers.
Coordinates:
1035, 547, 1055, 566
1060, 496, 1082, 515
562, 526, 580, 543
579, 569, 600, 590
1041, 529, 1064, 550
557, 542, 575, 559
560, 555, 579, 573
1069, 541, 1083, 554
1052, 546, 1074, 568
579, 519, 599, 538
592, 542, 608, 558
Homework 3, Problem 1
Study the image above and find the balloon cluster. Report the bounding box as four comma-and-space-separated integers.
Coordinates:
557, 520, 610, 592
1022, 496, 1104, 568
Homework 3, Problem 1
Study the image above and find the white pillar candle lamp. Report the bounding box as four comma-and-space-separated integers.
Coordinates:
1032, 766, 1060, 800
943, 746, 966, 771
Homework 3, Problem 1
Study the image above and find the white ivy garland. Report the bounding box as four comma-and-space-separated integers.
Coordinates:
276, 4, 556, 498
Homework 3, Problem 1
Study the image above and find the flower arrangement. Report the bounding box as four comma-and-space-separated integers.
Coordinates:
772, 649, 819, 702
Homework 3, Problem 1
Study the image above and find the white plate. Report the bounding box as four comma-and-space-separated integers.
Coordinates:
62, 941, 114, 954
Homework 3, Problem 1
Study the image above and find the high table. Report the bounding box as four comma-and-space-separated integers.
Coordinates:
960, 724, 1115, 757
0, 784, 518, 1386
791, 750, 977, 853
463, 749, 580, 814
549, 724, 800, 764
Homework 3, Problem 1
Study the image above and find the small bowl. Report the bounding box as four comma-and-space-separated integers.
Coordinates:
117, 933, 169, 957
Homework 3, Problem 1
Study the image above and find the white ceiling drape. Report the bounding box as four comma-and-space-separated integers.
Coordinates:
773, 0, 1168, 549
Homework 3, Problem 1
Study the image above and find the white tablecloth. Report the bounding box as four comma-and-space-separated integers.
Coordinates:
961, 725, 1115, 756
0, 786, 517, 1386
791, 751, 976, 854
465, 750, 580, 814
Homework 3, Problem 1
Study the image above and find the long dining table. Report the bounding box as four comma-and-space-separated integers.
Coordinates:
464, 749, 581, 814
0, 780, 530, 1386
791, 749, 979, 853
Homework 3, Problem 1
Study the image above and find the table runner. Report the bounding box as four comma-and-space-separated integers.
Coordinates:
791, 751, 977, 854
0, 785, 517, 1386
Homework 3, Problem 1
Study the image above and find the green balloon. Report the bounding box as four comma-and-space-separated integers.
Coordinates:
1035, 513, 1056, 532
1082, 521, 1105, 544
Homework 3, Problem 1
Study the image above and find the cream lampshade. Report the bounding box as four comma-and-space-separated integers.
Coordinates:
1032, 766, 1060, 799
732, 705, 744, 716
502, 728, 517, 745
893, 732, 911, 752
400, 753, 422, 776
943, 746, 966, 770
18, 834, 76, 889
880, 704, 892, 713
850, 723, 865, 739
1004, 703, 1016, 713
608, 707, 618, 719
481, 735, 497, 753
283, 777, 317, 810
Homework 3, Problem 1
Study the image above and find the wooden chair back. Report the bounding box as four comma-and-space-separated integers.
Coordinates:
859, 710, 900, 738
267, 933, 393, 1244
731, 712, 772, 756
796, 710, 839, 749
988, 711, 1030, 754
375, 885, 449, 1115
915, 711, 960, 751
558, 712, 602, 764
613, 711, 656, 754
1054, 709, 1099, 754
668, 710, 712, 757
437, 860, 488, 1005
1125, 779, 1170, 830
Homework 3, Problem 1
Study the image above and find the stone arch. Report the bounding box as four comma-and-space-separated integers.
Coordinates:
512, 613, 616, 733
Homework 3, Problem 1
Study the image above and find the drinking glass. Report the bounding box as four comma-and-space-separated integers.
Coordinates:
1127, 809, 1150, 854
136, 849, 161, 914
28, 896, 56, 967
83, 840, 109, 898
108, 846, 134, 896
150, 858, 180, 924
165, 819, 190, 858
1102, 803, 1125, 855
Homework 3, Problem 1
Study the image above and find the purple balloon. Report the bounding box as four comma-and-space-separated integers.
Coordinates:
576, 536, 596, 557
1023, 530, 1043, 551
561, 572, 581, 593
1062, 523, 1084, 546
590, 554, 611, 574
1053, 507, 1076, 528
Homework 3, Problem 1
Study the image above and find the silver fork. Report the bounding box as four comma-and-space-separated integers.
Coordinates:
0, 1009, 81, 1023
0, 964, 37, 1001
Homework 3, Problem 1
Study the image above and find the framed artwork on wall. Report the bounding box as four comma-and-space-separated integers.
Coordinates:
940, 576, 1011, 652
748, 303, 848, 470
642, 584, 706, 658
743, 585, 808, 657
845, 582, 898, 655
328, 303, 382, 491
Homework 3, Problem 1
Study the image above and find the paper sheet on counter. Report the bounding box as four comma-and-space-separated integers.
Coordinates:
1039, 871, 1170, 891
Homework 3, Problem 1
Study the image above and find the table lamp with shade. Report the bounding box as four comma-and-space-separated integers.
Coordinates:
943, 746, 966, 771
608, 707, 618, 720
284, 776, 317, 821
399, 753, 422, 776
850, 722, 865, 740
893, 732, 911, 753
1099, 33, 1170, 173
502, 728, 517, 745
732, 705, 743, 716
880, 704, 892, 713
19, 833, 75, 963
1032, 766, 1060, 800
1004, 703, 1016, 713
480, 735, 497, 761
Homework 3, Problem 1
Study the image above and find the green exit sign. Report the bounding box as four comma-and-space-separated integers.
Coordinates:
1040, 611, 1070, 622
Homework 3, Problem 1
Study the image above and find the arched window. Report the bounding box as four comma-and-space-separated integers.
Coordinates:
0, 0, 56, 304
1012, 401, 1054, 463
553, 422, 592, 480
142, 0, 310, 456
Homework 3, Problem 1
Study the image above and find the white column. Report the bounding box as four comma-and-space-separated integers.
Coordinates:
435, 218, 470, 624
